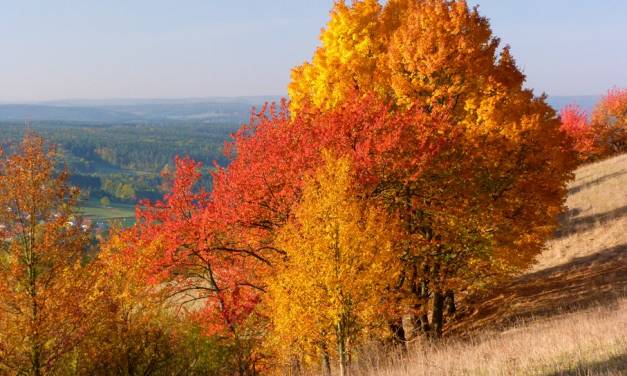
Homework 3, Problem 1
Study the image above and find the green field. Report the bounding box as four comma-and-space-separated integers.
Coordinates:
77, 199, 136, 227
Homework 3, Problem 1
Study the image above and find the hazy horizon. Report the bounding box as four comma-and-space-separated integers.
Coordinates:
0, 94, 602, 106
1, 0, 625, 102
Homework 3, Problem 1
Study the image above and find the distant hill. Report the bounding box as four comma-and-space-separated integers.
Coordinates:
0, 104, 142, 123
37, 96, 283, 107
0, 96, 283, 123
0, 95, 599, 123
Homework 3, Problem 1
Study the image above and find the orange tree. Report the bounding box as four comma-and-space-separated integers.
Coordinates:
288, 0, 575, 337
0, 134, 92, 375
592, 87, 627, 156
66, 230, 237, 375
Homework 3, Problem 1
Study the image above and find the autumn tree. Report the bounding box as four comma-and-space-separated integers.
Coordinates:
289, 0, 386, 112
67, 233, 175, 374
288, 0, 575, 338
559, 105, 597, 163
264, 153, 400, 376
206, 90, 568, 343
0, 134, 92, 375
99, 196, 111, 207
129, 156, 266, 375
592, 87, 627, 156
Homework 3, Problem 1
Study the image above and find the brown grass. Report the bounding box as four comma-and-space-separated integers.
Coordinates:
357, 302, 626, 375
354, 154, 627, 375
539, 153, 627, 271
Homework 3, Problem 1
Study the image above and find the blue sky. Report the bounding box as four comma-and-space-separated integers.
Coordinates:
1, 0, 625, 101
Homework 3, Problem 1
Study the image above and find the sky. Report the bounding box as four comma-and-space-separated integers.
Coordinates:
0, 0, 625, 102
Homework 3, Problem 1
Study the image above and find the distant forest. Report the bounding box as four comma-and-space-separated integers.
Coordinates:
0, 121, 239, 203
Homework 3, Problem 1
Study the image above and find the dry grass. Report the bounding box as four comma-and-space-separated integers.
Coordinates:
538, 153, 627, 271
357, 301, 626, 375
355, 154, 627, 375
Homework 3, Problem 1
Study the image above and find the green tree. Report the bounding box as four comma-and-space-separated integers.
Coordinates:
99, 196, 111, 207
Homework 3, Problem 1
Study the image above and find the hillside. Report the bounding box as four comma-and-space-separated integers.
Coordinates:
360, 154, 627, 375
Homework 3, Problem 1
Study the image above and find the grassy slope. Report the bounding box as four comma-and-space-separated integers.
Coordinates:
360, 154, 627, 375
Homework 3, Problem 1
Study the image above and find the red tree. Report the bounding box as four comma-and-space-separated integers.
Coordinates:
559, 105, 597, 162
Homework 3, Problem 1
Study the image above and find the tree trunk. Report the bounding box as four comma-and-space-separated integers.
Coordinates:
444, 290, 456, 317
418, 312, 430, 334
338, 338, 347, 376
31, 336, 41, 376
29, 254, 42, 376
337, 320, 348, 376
417, 276, 430, 335
431, 291, 444, 338
389, 319, 406, 344
321, 344, 331, 376
289, 356, 302, 376
401, 314, 417, 346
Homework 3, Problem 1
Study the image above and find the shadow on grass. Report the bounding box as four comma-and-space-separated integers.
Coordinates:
568, 169, 627, 195
555, 206, 627, 238
545, 352, 627, 376
450, 243, 627, 335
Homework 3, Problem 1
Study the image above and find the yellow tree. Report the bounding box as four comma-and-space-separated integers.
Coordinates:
0, 134, 91, 376
289, 0, 516, 117
264, 153, 400, 376
289, 0, 387, 113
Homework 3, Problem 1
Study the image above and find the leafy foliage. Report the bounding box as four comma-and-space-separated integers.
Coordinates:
122, 2, 576, 373
558, 87, 626, 162
592, 87, 627, 156
559, 105, 597, 162
288, 0, 575, 344
66, 232, 238, 376
264, 153, 400, 373
0, 134, 92, 375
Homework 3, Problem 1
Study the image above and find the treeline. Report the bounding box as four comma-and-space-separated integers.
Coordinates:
0, 121, 235, 172
1, 1, 626, 376
0, 121, 235, 202
71, 173, 159, 203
